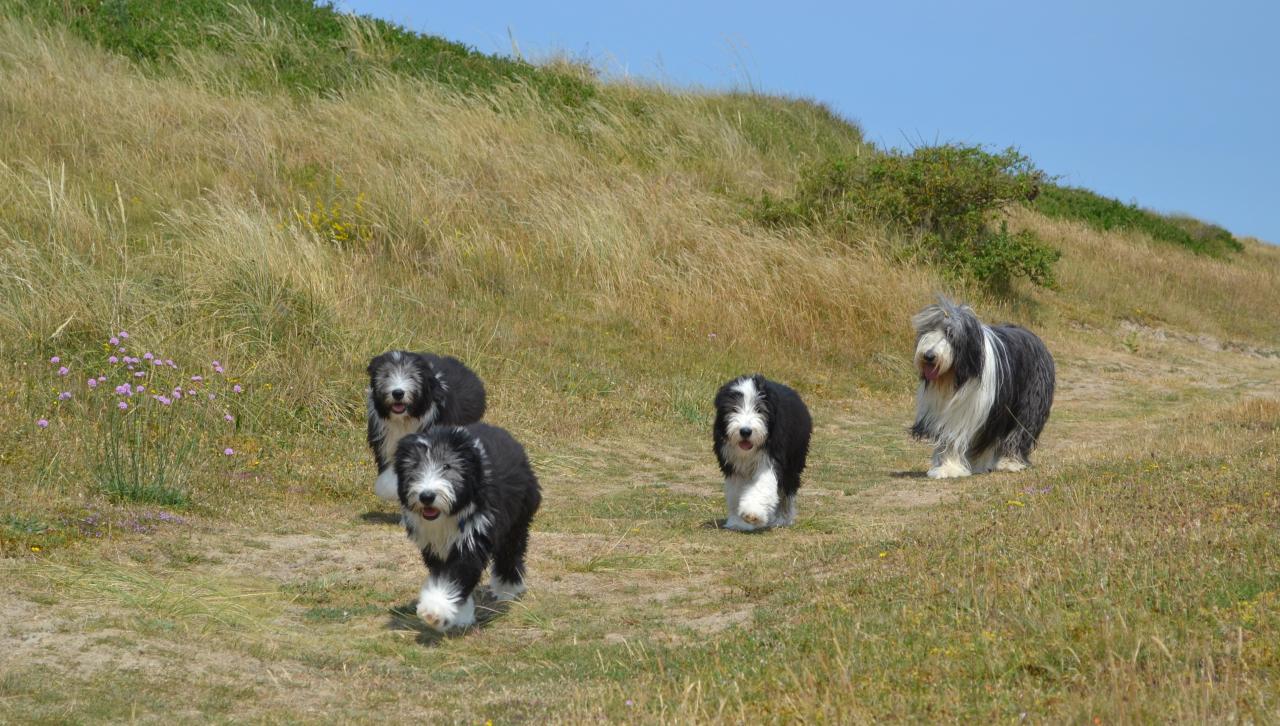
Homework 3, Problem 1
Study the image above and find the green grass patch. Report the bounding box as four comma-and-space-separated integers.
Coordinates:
6, 0, 597, 105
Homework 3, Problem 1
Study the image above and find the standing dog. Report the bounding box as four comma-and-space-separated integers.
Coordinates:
911, 297, 1055, 478
396, 424, 541, 632
713, 374, 812, 531
367, 350, 486, 501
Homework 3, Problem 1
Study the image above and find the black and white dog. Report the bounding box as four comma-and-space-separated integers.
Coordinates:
367, 350, 486, 501
396, 424, 541, 632
911, 297, 1055, 478
712, 374, 812, 531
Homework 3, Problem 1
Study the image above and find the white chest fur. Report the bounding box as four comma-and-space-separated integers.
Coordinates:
381, 414, 422, 464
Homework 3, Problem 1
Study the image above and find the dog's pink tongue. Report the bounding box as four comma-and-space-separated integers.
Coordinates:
923, 365, 940, 382
391, 403, 406, 414
738, 441, 752, 451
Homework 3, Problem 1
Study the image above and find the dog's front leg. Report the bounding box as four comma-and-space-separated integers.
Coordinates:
737, 460, 780, 528
928, 443, 972, 479
416, 555, 485, 632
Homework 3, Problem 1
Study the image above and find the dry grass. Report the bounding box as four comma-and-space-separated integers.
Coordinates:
2, 12, 1279, 724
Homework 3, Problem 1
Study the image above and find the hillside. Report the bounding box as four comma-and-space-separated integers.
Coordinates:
2, 2, 1278, 723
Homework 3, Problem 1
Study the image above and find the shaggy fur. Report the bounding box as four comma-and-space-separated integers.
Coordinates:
396, 423, 541, 632
910, 297, 1055, 478
712, 374, 812, 531
367, 350, 486, 501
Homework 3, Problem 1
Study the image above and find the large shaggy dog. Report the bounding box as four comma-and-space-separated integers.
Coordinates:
367, 351, 486, 501
713, 374, 812, 531
396, 424, 541, 632
910, 297, 1055, 478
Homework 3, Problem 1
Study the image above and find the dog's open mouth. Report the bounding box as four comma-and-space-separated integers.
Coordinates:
419, 507, 441, 521
390, 402, 407, 415
922, 364, 941, 382
737, 441, 753, 451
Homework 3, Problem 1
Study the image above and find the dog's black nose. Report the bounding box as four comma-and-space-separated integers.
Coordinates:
739, 427, 753, 439
418, 491, 435, 505
392, 389, 405, 401
922, 352, 937, 364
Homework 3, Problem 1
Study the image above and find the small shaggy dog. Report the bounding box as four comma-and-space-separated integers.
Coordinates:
712, 374, 812, 531
396, 424, 541, 632
910, 297, 1055, 478
367, 350, 486, 501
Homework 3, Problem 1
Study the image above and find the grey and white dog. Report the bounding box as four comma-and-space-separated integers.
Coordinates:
910, 297, 1054, 478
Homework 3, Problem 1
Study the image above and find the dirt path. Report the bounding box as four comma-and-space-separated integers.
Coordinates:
2, 329, 1276, 721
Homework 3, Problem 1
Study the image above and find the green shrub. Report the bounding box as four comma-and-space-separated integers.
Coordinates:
1033, 185, 1241, 256
757, 144, 1059, 289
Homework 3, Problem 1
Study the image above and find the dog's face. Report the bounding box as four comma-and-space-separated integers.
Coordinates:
394, 429, 483, 521
911, 299, 983, 386
367, 351, 438, 420
718, 375, 769, 453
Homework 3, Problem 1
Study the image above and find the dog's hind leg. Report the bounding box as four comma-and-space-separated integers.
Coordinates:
489, 514, 532, 601
995, 429, 1033, 472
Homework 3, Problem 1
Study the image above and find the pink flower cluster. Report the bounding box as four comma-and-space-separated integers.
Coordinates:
37, 331, 247, 457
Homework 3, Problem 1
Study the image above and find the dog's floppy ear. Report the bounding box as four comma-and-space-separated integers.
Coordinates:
441, 426, 482, 474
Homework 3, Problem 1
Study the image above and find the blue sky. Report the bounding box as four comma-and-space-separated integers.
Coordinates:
339, 1, 1278, 244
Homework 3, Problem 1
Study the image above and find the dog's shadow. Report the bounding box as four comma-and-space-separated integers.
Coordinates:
359, 510, 402, 525
386, 590, 516, 646
888, 470, 928, 479
698, 518, 771, 534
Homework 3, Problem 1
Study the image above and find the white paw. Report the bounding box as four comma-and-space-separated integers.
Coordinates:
488, 577, 526, 602
417, 594, 475, 631
416, 578, 474, 631
722, 514, 758, 531
374, 469, 399, 501
737, 506, 770, 528
995, 457, 1027, 472
927, 461, 972, 479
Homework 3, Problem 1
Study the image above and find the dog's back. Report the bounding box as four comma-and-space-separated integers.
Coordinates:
760, 378, 812, 497
422, 353, 487, 425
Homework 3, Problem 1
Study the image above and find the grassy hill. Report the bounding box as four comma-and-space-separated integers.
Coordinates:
1, 2, 1278, 722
